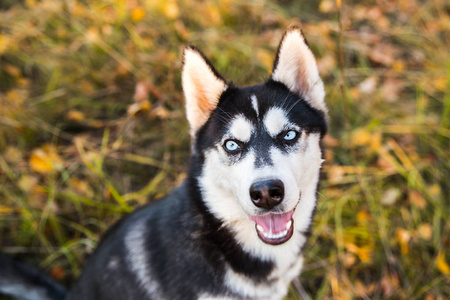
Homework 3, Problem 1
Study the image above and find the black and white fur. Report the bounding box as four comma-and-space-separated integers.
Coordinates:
0, 26, 327, 300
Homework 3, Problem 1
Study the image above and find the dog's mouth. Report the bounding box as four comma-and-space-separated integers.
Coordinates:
248, 210, 294, 245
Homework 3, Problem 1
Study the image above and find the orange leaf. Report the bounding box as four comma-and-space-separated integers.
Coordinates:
0, 205, 13, 215
50, 266, 66, 280
29, 146, 62, 174
131, 7, 145, 22
408, 190, 427, 209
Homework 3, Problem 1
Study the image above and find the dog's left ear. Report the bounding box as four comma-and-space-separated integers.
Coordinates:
271, 26, 327, 114
182, 46, 228, 136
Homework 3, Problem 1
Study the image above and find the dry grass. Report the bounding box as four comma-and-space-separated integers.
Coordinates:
0, 0, 449, 299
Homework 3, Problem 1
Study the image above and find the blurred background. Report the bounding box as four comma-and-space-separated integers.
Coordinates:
0, 0, 448, 299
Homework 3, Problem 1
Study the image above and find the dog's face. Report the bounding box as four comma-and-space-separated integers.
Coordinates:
182, 27, 327, 248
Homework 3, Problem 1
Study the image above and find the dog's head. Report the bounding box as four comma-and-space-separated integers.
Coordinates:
182, 26, 327, 247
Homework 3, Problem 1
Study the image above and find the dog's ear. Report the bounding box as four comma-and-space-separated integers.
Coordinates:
271, 26, 326, 114
182, 46, 228, 136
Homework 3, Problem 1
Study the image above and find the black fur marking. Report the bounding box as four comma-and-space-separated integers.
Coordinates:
195, 80, 326, 161
251, 129, 274, 168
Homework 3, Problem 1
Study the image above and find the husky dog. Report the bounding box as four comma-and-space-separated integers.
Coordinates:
0, 25, 327, 300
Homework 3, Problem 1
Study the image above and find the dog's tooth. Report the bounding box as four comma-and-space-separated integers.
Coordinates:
256, 224, 264, 233
286, 220, 292, 230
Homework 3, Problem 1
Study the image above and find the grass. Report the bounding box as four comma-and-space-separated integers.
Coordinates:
0, 0, 449, 299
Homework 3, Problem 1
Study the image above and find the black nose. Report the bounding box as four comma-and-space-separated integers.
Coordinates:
249, 180, 284, 209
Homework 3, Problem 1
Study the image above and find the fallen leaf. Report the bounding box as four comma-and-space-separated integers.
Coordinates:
50, 266, 66, 280
436, 252, 450, 275
323, 134, 340, 147
396, 228, 411, 255
358, 77, 377, 94
128, 100, 151, 116
163, 1, 179, 19
133, 81, 149, 102
29, 145, 63, 174
408, 190, 427, 208
417, 223, 432, 241
381, 188, 401, 206
319, 0, 337, 13
369, 43, 397, 66
328, 165, 344, 184
131, 7, 145, 22
67, 110, 85, 121
70, 178, 94, 198
0, 205, 13, 215
380, 77, 405, 102
357, 210, 371, 225
351, 128, 371, 146
380, 270, 400, 297
18, 175, 39, 193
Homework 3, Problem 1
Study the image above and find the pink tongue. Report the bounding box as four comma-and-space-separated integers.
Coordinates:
249, 211, 294, 234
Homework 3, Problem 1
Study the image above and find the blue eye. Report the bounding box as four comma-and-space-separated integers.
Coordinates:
284, 130, 297, 141
224, 140, 240, 152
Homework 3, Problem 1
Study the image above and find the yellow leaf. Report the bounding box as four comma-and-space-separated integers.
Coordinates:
396, 228, 411, 255
417, 223, 432, 241
434, 76, 447, 92
67, 110, 85, 121
369, 130, 382, 151
18, 175, 39, 193
131, 7, 146, 22
0, 35, 12, 55
25, 0, 36, 7
436, 252, 450, 275
85, 27, 99, 43
393, 60, 405, 72
207, 3, 222, 25
163, 1, 179, 19
29, 146, 62, 174
429, 184, 441, 198
357, 210, 370, 225
0, 205, 13, 215
70, 178, 94, 198
351, 128, 371, 146
30, 150, 54, 173
319, 0, 336, 13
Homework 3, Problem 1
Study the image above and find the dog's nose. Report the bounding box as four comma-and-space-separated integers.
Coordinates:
249, 180, 284, 209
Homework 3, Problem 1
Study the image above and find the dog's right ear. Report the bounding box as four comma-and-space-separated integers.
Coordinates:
182, 46, 228, 136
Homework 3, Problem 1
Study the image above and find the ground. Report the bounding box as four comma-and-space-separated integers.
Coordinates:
0, 0, 449, 299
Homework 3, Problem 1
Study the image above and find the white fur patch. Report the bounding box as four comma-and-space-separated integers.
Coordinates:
271, 29, 327, 114
182, 47, 228, 136
263, 107, 290, 137
228, 115, 253, 142
125, 220, 162, 298
224, 256, 304, 300
251, 94, 259, 117
0, 283, 48, 300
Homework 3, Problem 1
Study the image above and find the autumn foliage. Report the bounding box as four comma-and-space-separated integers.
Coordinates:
0, 0, 449, 299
